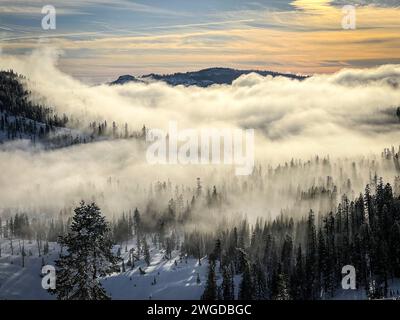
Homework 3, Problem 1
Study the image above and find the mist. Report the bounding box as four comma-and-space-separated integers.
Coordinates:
1, 48, 400, 224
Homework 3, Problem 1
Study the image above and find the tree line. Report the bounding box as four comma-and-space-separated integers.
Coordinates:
198, 178, 400, 300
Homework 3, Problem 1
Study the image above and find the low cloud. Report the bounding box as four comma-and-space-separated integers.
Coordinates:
0, 48, 400, 217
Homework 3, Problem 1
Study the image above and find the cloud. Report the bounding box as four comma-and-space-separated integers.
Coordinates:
2, 48, 400, 148
0, 0, 183, 15
1, 49, 400, 218
332, 0, 400, 8
1, 0, 400, 79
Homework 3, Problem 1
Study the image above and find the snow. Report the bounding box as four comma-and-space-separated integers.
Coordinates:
0, 238, 208, 300
103, 244, 208, 300
331, 278, 400, 300
0, 239, 58, 299
1, 237, 399, 300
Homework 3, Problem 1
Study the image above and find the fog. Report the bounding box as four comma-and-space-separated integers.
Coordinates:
1, 48, 400, 223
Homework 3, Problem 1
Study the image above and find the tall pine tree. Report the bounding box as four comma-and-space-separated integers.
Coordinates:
51, 202, 120, 300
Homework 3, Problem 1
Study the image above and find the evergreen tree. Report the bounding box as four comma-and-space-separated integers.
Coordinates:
276, 272, 291, 300
317, 229, 328, 296
143, 237, 151, 266
51, 202, 120, 300
281, 234, 293, 275
291, 245, 305, 300
305, 210, 317, 299
221, 264, 234, 300
202, 259, 217, 300
133, 208, 141, 250
253, 261, 268, 299
239, 261, 254, 300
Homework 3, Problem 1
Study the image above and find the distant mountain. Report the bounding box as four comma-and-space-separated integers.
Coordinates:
109, 67, 307, 87
109, 74, 144, 86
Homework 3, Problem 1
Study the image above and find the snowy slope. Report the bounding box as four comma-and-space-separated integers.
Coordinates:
1, 237, 399, 300
331, 278, 400, 300
0, 240, 58, 299
0, 238, 209, 300
102, 244, 208, 300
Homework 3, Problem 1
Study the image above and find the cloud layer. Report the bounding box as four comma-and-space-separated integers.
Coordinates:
0, 49, 400, 217
2, 49, 399, 154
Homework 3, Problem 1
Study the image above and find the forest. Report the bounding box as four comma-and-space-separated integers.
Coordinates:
1, 68, 400, 300
1, 174, 400, 299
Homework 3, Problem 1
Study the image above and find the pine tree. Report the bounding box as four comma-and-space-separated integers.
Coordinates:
291, 245, 305, 300
165, 237, 173, 260
143, 237, 151, 266
221, 265, 234, 300
281, 234, 293, 275
21, 243, 26, 268
133, 208, 141, 250
305, 210, 317, 299
239, 261, 254, 300
43, 241, 49, 255
202, 259, 217, 300
253, 261, 268, 300
213, 238, 222, 264
276, 272, 291, 300
51, 202, 120, 300
317, 229, 328, 296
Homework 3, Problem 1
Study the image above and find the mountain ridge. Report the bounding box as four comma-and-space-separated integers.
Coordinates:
109, 67, 308, 87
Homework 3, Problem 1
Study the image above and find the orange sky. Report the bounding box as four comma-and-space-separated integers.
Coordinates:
1, 0, 400, 81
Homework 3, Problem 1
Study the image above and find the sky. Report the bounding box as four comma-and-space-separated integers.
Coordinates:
0, 0, 400, 82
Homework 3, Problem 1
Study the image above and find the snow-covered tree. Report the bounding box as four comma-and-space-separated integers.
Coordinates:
143, 236, 151, 266
51, 201, 120, 300
202, 259, 217, 300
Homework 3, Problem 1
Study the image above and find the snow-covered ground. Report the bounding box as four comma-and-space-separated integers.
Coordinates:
0, 238, 208, 300
1, 238, 400, 300
103, 244, 208, 300
0, 239, 59, 299
331, 278, 400, 300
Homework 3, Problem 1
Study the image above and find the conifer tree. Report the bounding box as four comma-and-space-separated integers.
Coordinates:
221, 265, 234, 300
253, 261, 268, 300
291, 245, 305, 300
133, 208, 141, 250
239, 261, 254, 300
276, 272, 291, 300
305, 210, 317, 299
143, 237, 151, 266
202, 259, 217, 300
51, 202, 120, 300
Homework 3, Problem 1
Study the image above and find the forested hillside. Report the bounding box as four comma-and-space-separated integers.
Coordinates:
0, 70, 147, 148
0, 71, 68, 142
1, 68, 400, 300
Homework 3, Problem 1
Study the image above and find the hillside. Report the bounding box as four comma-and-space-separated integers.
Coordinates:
110, 67, 307, 87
